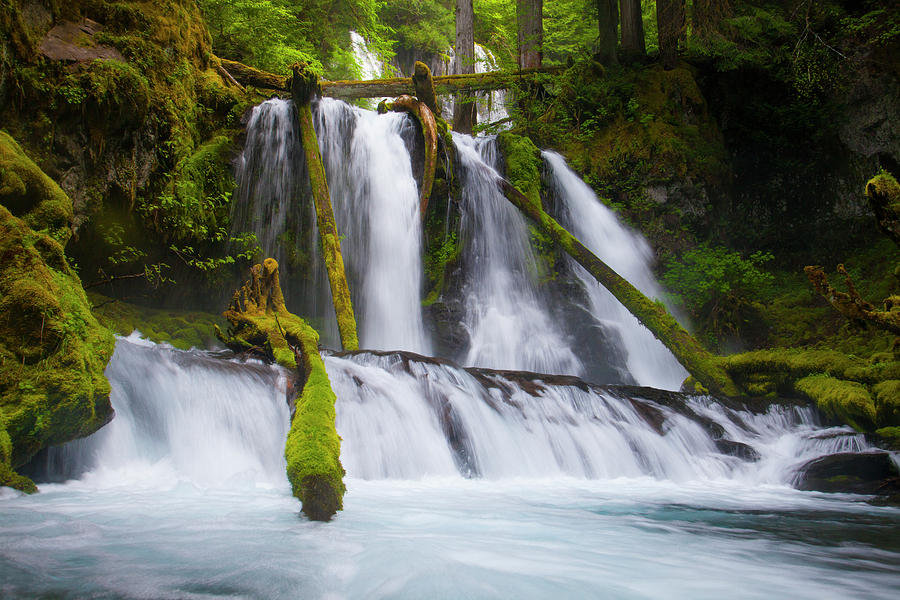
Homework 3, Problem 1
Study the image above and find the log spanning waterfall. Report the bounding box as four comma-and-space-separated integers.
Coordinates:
5, 337, 898, 597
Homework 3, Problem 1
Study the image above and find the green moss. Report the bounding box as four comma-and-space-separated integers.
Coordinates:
497, 131, 543, 209
423, 230, 460, 305
0, 204, 114, 470
866, 170, 900, 245
872, 380, 900, 426
795, 374, 876, 432
89, 292, 225, 350
0, 131, 73, 245
217, 259, 345, 520
874, 426, 900, 450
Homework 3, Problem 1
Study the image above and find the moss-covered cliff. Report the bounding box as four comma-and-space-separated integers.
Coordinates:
0, 132, 113, 491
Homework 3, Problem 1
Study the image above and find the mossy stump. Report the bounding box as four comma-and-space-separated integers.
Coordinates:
217, 259, 345, 521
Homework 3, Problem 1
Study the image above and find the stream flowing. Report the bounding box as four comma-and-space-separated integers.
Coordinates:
2, 337, 899, 598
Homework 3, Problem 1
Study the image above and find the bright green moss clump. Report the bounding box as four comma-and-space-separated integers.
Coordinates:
0, 131, 73, 245
497, 131, 543, 209
795, 374, 876, 432
217, 259, 345, 521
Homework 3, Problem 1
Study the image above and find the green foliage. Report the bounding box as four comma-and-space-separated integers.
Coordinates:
381, 0, 454, 58
662, 244, 773, 348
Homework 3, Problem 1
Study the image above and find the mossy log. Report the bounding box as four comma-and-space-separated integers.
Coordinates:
384, 95, 438, 218
213, 57, 562, 99
805, 264, 900, 337
217, 259, 345, 521
413, 61, 439, 116
496, 178, 739, 397
322, 67, 564, 100
866, 171, 900, 246
217, 57, 288, 91
290, 64, 359, 351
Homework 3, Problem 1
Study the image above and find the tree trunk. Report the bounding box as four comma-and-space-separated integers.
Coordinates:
692, 0, 729, 40
619, 0, 645, 58
454, 0, 477, 134
657, 0, 684, 70
290, 64, 360, 352
596, 0, 619, 66
497, 177, 739, 397
517, 0, 543, 69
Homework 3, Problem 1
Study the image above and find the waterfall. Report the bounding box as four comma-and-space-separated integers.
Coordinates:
316, 98, 431, 354
329, 350, 866, 484
32, 335, 291, 488
231, 97, 430, 353
543, 151, 689, 390
453, 134, 581, 375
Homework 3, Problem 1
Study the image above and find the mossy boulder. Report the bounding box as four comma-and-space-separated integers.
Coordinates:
0, 203, 114, 485
497, 131, 543, 209
795, 374, 876, 432
0, 131, 73, 245
217, 259, 345, 521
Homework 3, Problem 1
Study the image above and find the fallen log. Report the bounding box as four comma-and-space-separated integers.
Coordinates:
496, 177, 740, 397
213, 56, 563, 99
290, 63, 359, 351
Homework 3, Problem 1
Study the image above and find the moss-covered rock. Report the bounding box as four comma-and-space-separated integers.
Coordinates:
0, 202, 114, 482
217, 259, 345, 521
0, 131, 73, 245
795, 374, 876, 432
872, 380, 900, 427
497, 131, 543, 209
89, 292, 225, 349
866, 170, 900, 246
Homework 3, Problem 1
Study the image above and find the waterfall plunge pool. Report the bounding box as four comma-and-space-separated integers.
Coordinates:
2, 478, 899, 598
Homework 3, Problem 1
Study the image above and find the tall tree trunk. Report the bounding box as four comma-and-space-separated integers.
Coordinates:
619, 0, 645, 59
596, 0, 619, 66
657, 0, 684, 70
517, 0, 543, 69
454, 0, 477, 134
693, 0, 730, 41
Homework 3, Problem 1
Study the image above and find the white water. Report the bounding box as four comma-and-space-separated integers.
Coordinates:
315, 98, 430, 354
453, 134, 581, 374
543, 150, 689, 390
3, 339, 899, 598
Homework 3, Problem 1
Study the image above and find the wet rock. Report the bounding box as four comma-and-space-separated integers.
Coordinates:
715, 439, 761, 462
39, 20, 125, 63
796, 451, 900, 495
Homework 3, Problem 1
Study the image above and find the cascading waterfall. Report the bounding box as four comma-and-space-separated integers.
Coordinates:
453, 133, 581, 374
543, 150, 689, 390
328, 350, 867, 484
232, 97, 430, 353
315, 98, 431, 354
31, 335, 291, 488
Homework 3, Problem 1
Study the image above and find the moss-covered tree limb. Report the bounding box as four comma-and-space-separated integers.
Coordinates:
383, 95, 438, 218
805, 264, 900, 337
217, 57, 288, 91
217, 259, 345, 521
290, 64, 359, 351
496, 177, 739, 397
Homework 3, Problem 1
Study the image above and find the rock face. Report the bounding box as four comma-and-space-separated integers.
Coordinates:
796, 451, 900, 496
0, 133, 114, 492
